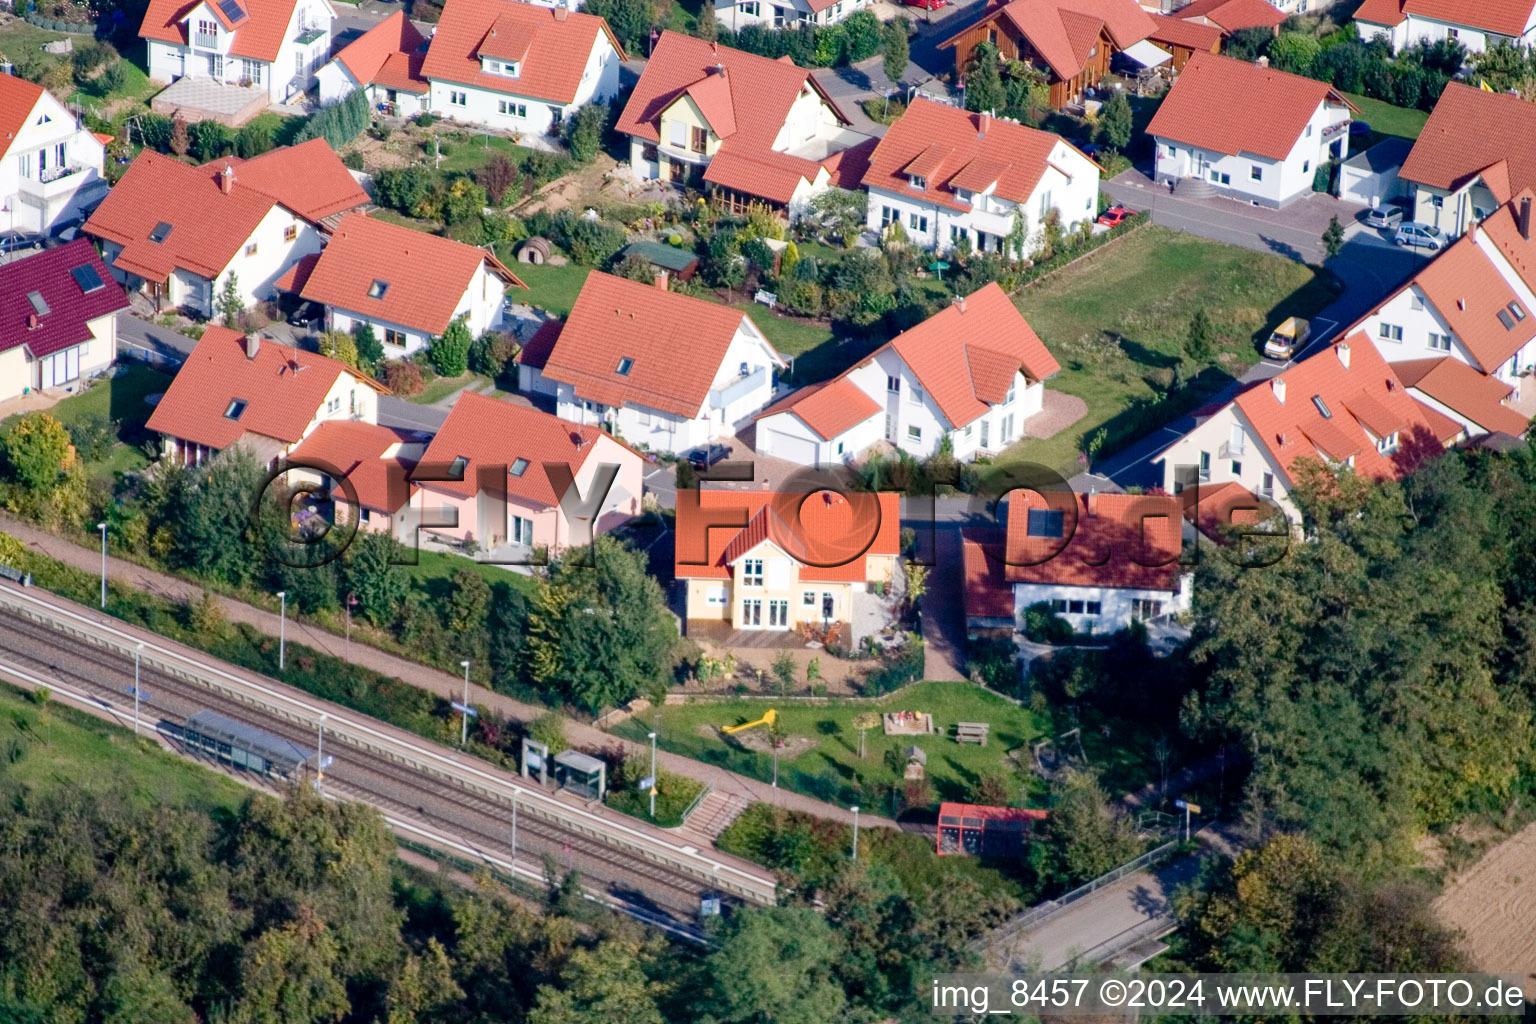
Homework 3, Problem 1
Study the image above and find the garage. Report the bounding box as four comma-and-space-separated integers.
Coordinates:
1340, 137, 1411, 208
762, 429, 819, 465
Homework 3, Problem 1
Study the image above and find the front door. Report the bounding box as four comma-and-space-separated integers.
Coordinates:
668, 159, 686, 184
741, 599, 762, 628
768, 600, 788, 629
821, 594, 834, 621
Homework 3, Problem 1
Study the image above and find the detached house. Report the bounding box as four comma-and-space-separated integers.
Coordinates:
675, 489, 900, 633
1397, 84, 1536, 241
517, 272, 785, 455
1148, 52, 1355, 208
1354, 0, 1536, 53
1167, 0, 1284, 36
0, 240, 128, 400
316, 10, 429, 117
286, 212, 526, 357
286, 420, 425, 537
939, 0, 1156, 109
861, 99, 1100, 255
83, 142, 367, 316
616, 32, 872, 218
146, 327, 387, 467
0, 74, 109, 235
755, 283, 1061, 464
420, 0, 625, 137
1154, 337, 1459, 522
410, 392, 643, 555
140, 0, 334, 104
713, 0, 872, 30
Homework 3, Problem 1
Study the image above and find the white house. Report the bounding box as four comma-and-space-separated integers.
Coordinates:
615, 31, 872, 218
82, 143, 366, 317
517, 271, 786, 455
0, 73, 108, 236
287, 212, 526, 357
0, 239, 128, 401
712, 0, 870, 31
315, 10, 429, 118
1154, 336, 1461, 523
420, 0, 624, 139
140, 0, 334, 104
860, 98, 1100, 255
1148, 52, 1355, 208
1353, 0, 1536, 53
755, 282, 1061, 464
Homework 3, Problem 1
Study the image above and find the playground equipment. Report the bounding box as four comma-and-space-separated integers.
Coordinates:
723, 709, 777, 735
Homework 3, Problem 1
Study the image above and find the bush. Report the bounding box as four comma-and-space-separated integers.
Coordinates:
562, 102, 608, 163
373, 164, 440, 214
429, 317, 472, 377
65, 414, 116, 463
562, 216, 627, 267
415, 110, 436, 128
295, 89, 369, 150
1022, 602, 1074, 644
138, 112, 174, 153
234, 116, 277, 158
864, 634, 923, 696
94, 60, 131, 96
468, 331, 519, 379
190, 120, 231, 162
378, 359, 425, 396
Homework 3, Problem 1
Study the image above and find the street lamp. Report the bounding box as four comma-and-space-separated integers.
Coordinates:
851, 805, 860, 861
345, 593, 356, 663
459, 660, 472, 746
276, 591, 287, 670
315, 711, 326, 792
647, 731, 657, 819
131, 641, 144, 735
96, 522, 107, 608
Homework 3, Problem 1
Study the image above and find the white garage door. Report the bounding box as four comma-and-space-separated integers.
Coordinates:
764, 429, 818, 465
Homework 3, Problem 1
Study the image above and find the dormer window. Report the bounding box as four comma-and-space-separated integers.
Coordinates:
909, 174, 927, 191
368, 279, 389, 299
1026, 508, 1064, 538
484, 58, 521, 77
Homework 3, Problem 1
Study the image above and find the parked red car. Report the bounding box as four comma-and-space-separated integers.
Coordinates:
904, 0, 947, 9
1097, 205, 1137, 227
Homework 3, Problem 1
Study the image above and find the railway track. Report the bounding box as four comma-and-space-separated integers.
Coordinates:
0, 582, 778, 933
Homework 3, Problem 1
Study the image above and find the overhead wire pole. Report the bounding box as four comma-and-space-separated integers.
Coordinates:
276, 590, 287, 670
459, 660, 472, 746
131, 641, 145, 735
96, 522, 107, 608
315, 712, 326, 793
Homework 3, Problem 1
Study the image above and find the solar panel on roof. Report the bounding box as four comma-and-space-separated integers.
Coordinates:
26, 291, 49, 316
70, 264, 103, 294
218, 0, 247, 22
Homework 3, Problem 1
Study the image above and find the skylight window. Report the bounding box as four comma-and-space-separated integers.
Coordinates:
448, 455, 468, 479
224, 398, 248, 420
1311, 395, 1331, 418
368, 279, 389, 299
1026, 508, 1064, 538
149, 222, 173, 243
1510, 301, 1527, 322
1498, 308, 1516, 330
616, 357, 633, 376
70, 265, 103, 293
510, 457, 529, 477
26, 291, 49, 316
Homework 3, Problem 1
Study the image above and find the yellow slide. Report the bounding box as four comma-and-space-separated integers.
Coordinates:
723, 709, 777, 735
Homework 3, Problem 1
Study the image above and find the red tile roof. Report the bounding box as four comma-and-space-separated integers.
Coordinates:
1480, 191, 1536, 284
1404, 0, 1536, 37
139, 0, 300, 63
210, 138, 371, 224
287, 420, 420, 513
0, 75, 44, 161
1146, 13, 1222, 51
1005, 490, 1184, 591
1149, 52, 1356, 161
299, 213, 525, 336
334, 10, 429, 94
84, 151, 276, 281
674, 489, 901, 583
1353, 0, 1406, 25
275, 252, 320, 293
1392, 356, 1529, 436
821, 136, 878, 191
1179, 481, 1266, 542
1399, 84, 1536, 198
414, 391, 631, 508
1411, 396, 1467, 443
960, 528, 1014, 619
1232, 334, 1444, 483
146, 327, 386, 450
539, 271, 779, 418
615, 33, 852, 205
418, 0, 625, 105
514, 318, 562, 370
862, 98, 1082, 214
0, 240, 129, 360
1410, 231, 1536, 373
1173, 0, 1284, 32
754, 377, 882, 441
942, 0, 1153, 80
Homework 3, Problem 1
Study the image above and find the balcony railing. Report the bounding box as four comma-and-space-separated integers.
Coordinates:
294, 27, 326, 44
193, 31, 217, 48
709, 366, 768, 411
1218, 439, 1245, 459
18, 166, 90, 199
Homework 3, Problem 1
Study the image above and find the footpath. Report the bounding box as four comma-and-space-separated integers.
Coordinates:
0, 514, 891, 829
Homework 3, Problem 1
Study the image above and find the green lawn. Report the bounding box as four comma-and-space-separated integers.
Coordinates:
371, 208, 441, 234
67, 51, 156, 109
0, 19, 70, 66
398, 547, 538, 605
1000, 226, 1337, 474
2, 365, 171, 483
613, 680, 1048, 807
436, 133, 537, 175
408, 371, 485, 406
515, 260, 592, 317
1341, 92, 1430, 141
0, 681, 247, 813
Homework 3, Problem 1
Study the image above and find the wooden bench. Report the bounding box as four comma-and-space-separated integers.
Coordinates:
955, 722, 990, 746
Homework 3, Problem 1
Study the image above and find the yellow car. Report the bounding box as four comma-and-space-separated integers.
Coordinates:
1263, 317, 1311, 361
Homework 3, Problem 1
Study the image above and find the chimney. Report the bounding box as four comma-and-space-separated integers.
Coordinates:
1256, 55, 1269, 69
978, 110, 991, 138
1337, 341, 1350, 369
1271, 377, 1286, 404
654, 269, 669, 291
1521, 196, 1532, 241
952, 294, 966, 313
26, 312, 38, 330
245, 333, 260, 360
1087, 488, 1098, 516
552, 5, 567, 19
220, 162, 235, 194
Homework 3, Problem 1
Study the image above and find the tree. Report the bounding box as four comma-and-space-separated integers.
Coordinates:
1097, 90, 1132, 151
697, 0, 717, 42
2, 412, 72, 491
703, 908, 845, 1024
477, 152, 516, 205
447, 567, 492, 661
344, 532, 409, 626
169, 113, 189, 156
612, 253, 657, 284
527, 935, 667, 1024
354, 323, 383, 368
809, 188, 867, 247
190, 119, 230, 162
218, 273, 245, 324
1185, 306, 1216, 364
172, 447, 267, 584
1268, 32, 1320, 76
430, 317, 473, 377
229, 911, 351, 1024
317, 330, 359, 369
881, 21, 908, 85
526, 711, 569, 755
964, 41, 1005, 114
1028, 769, 1140, 887
1226, 26, 1273, 63
582, 0, 654, 50
771, 651, 797, 695
442, 176, 488, 226
468, 331, 520, 380
844, 10, 881, 61
562, 102, 608, 163
1322, 214, 1345, 258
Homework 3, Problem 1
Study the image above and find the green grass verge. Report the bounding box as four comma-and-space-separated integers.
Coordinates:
1341, 92, 1430, 141
606, 769, 705, 830
398, 547, 538, 604
436, 134, 537, 175
67, 54, 156, 108
612, 680, 1048, 808
0, 679, 247, 813
1, 365, 170, 483
514, 260, 593, 317
1000, 226, 1337, 474
407, 371, 483, 406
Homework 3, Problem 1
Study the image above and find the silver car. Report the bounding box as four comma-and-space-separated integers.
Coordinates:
1394, 221, 1445, 251
1364, 205, 1404, 230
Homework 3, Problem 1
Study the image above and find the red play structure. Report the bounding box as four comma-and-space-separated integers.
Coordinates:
936, 802, 1047, 857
